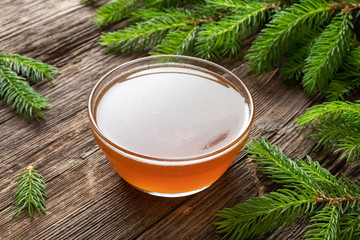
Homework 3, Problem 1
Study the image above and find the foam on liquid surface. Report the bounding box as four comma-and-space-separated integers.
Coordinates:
96, 66, 249, 159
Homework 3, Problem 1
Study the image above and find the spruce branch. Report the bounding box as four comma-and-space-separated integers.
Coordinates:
340, 210, 360, 238
216, 137, 360, 239
129, 8, 172, 21
207, 0, 268, 9
216, 189, 316, 240
196, 1, 271, 59
86, 0, 360, 98
94, 0, 206, 25
145, 0, 179, 8
151, 26, 199, 56
144, 0, 205, 8
81, 0, 99, 4
94, 0, 141, 26
311, 119, 358, 150
295, 101, 360, 162
0, 53, 59, 83
0, 65, 51, 120
325, 76, 360, 101
0, 50, 57, 120
295, 101, 360, 127
280, 30, 321, 82
337, 136, 360, 162
246, 0, 332, 73
341, 46, 360, 78
301, 155, 340, 186
99, 9, 196, 53
14, 166, 47, 220
280, 44, 311, 83
305, 205, 342, 240
246, 137, 318, 193
326, 46, 360, 100
302, 12, 354, 95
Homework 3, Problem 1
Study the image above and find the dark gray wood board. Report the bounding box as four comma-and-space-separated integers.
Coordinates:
1, 1, 358, 239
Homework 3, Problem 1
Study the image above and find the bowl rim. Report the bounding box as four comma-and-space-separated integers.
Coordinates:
87, 55, 254, 166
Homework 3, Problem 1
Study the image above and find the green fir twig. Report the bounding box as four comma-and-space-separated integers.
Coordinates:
14, 166, 47, 220
195, 0, 273, 60
94, 0, 142, 26
215, 137, 360, 239
326, 46, 360, 100
302, 12, 354, 95
0, 51, 58, 120
99, 8, 199, 53
83, 0, 360, 99
295, 101, 360, 162
81, 0, 99, 4
0, 53, 58, 83
246, 0, 332, 74
280, 29, 322, 83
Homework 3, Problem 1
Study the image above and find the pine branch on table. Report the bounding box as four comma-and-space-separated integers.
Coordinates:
144, 0, 205, 8
151, 26, 199, 56
99, 8, 200, 53
0, 65, 51, 120
216, 137, 360, 240
304, 205, 341, 239
302, 12, 354, 96
246, 0, 332, 73
81, 0, 100, 4
326, 46, 360, 100
195, 0, 273, 60
84, 0, 360, 99
94, 0, 205, 26
94, 0, 142, 26
339, 210, 360, 238
295, 101, 360, 162
13, 166, 47, 220
216, 189, 316, 240
0, 51, 58, 120
0, 53, 58, 83
280, 29, 321, 83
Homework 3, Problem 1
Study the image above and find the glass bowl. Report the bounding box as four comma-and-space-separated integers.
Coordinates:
88, 55, 254, 197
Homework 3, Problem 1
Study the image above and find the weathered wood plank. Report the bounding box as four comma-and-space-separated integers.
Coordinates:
1, 1, 359, 240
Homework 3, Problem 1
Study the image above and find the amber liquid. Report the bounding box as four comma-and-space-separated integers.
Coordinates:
94, 65, 250, 194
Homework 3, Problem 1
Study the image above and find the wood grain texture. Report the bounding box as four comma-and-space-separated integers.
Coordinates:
1, 1, 359, 239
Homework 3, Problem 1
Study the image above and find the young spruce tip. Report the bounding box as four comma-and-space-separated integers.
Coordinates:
14, 166, 47, 220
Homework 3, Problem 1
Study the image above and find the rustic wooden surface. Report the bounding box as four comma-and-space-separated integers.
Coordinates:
1, 1, 359, 239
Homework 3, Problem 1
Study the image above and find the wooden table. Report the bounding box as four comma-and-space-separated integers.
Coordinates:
1, 1, 359, 239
